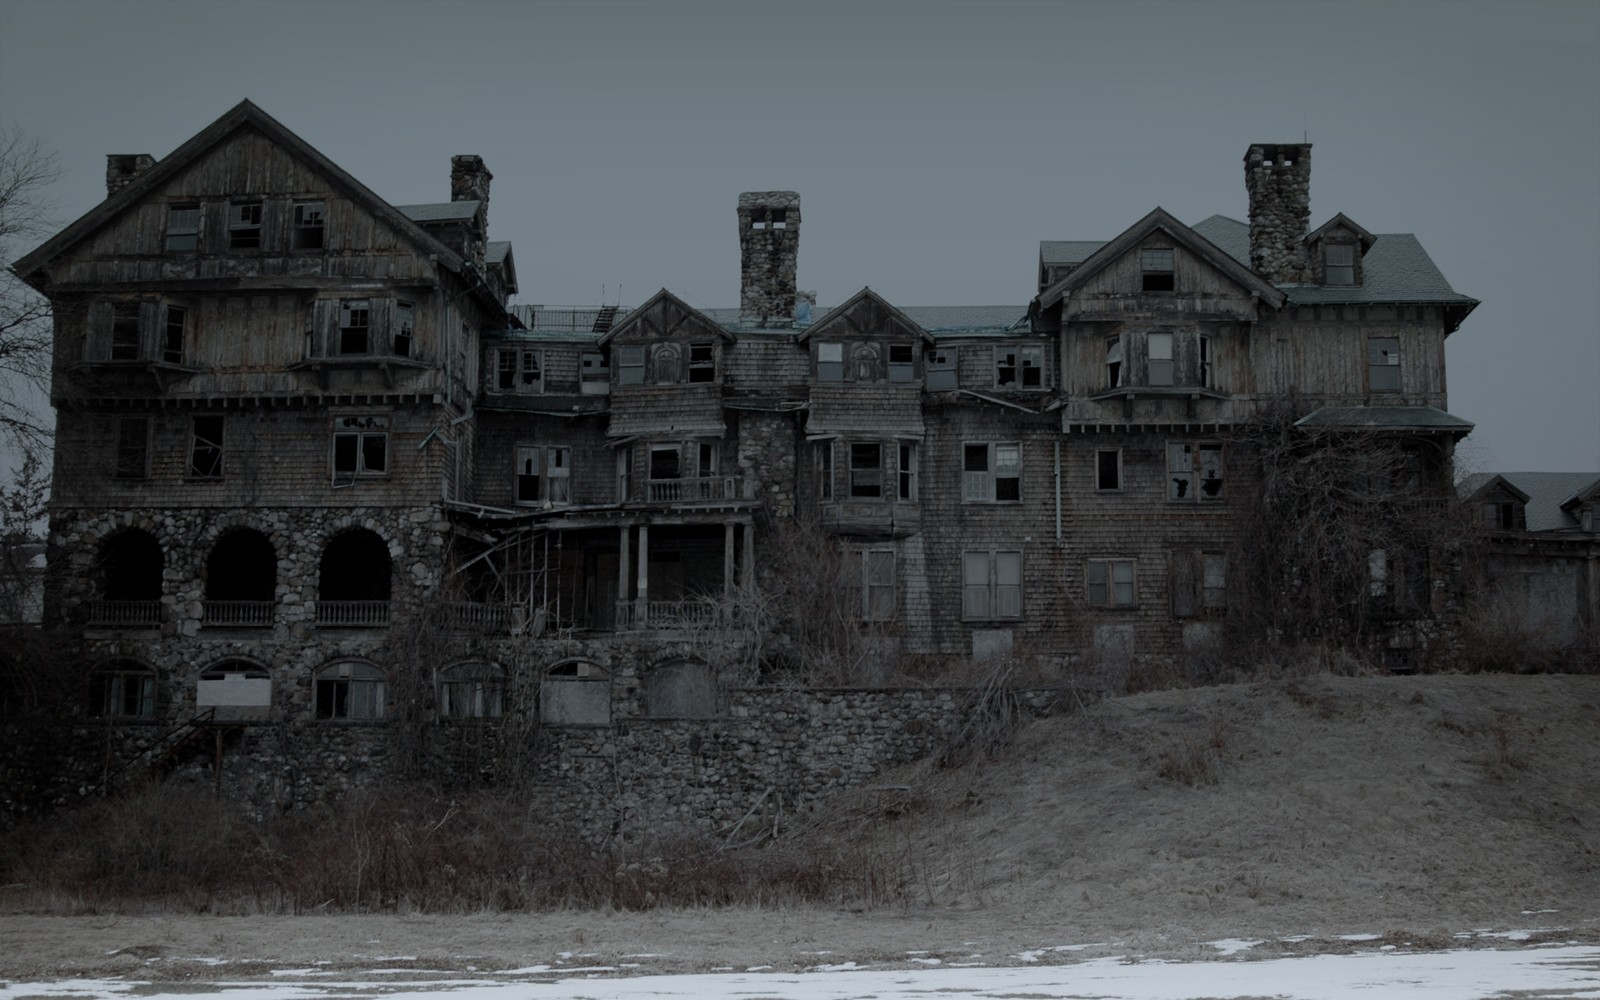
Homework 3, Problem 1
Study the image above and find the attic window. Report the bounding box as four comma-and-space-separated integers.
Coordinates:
1482, 501, 1516, 530
1141, 248, 1175, 292
770, 209, 787, 230
750, 209, 768, 230
1325, 243, 1355, 286
291, 201, 325, 250
888, 344, 915, 382
229, 202, 263, 249
688, 343, 716, 383
165, 204, 200, 252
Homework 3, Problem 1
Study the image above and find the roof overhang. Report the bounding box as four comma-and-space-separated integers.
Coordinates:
1294, 405, 1475, 437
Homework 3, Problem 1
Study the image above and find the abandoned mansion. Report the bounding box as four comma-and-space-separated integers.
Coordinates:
10, 100, 1524, 816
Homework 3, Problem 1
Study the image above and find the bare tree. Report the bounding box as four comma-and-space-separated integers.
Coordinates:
0, 125, 59, 456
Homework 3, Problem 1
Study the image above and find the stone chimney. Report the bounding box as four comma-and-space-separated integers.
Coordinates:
738, 191, 801, 327
105, 154, 155, 197
450, 155, 492, 266
1244, 143, 1312, 284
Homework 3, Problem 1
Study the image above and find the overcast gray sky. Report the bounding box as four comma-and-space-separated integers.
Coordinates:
2, 0, 1596, 473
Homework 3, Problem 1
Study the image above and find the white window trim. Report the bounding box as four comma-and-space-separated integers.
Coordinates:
963, 442, 1022, 503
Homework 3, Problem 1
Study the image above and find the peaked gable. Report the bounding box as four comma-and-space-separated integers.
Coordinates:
1036, 208, 1285, 309
798, 287, 932, 344
1306, 212, 1376, 254
14, 100, 473, 289
598, 288, 732, 346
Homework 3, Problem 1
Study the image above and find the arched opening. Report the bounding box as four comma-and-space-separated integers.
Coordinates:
540, 660, 610, 726
645, 659, 715, 719
313, 660, 386, 719
90, 530, 162, 627
204, 529, 277, 626
90, 658, 157, 720
317, 529, 392, 626
197, 658, 271, 719
438, 660, 505, 719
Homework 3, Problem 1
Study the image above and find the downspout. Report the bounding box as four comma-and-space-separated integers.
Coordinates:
1054, 439, 1062, 543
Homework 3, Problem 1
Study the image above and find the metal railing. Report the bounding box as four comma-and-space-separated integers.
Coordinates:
202, 600, 275, 627
86, 600, 161, 628
315, 600, 391, 627
646, 476, 737, 503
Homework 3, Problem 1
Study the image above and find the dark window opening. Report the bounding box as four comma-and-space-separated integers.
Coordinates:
688, 343, 716, 383
162, 305, 186, 364
439, 661, 505, 719
115, 418, 149, 480
850, 443, 883, 498
888, 344, 915, 382
291, 201, 325, 250
1141, 248, 1174, 291
319, 530, 392, 602
393, 301, 413, 358
314, 661, 385, 719
96, 530, 162, 602
110, 302, 142, 360
1096, 449, 1120, 490
897, 443, 916, 500
206, 530, 276, 602
91, 660, 156, 719
650, 446, 682, 480
1105, 337, 1122, 387
339, 299, 370, 355
189, 416, 224, 478
332, 415, 387, 476
229, 202, 263, 250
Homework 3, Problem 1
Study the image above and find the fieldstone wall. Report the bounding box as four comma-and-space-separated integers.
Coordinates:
1245, 143, 1312, 284
737, 191, 801, 327
736, 411, 799, 520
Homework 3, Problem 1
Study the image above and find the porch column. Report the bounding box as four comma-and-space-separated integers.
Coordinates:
723, 521, 736, 599
636, 522, 650, 626
741, 518, 755, 588
617, 524, 631, 624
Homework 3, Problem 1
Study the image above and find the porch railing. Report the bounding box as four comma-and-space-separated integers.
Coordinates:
443, 601, 512, 633
315, 600, 391, 627
614, 599, 726, 629
202, 600, 275, 627
646, 476, 738, 503
86, 600, 161, 628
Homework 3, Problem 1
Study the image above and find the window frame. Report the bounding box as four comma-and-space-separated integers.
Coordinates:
162, 304, 187, 364
495, 347, 543, 393
331, 415, 389, 478
849, 442, 884, 499
91, 662, 158, 720
109, 301, 143, 361
1105, 335, 1123, 388
925, 347, 956, 390
314, 660, 386, 720
887, 344, 915, 383
688, 342, 716, 383
540, 660, 612, 726
393, 301, 414, 358
1167, 442, 1224, 501
994, 344, 1045, 389
438, 661, 505, 720
962, 442, 1022, 503
580, 351, 610, 394
816, 440, 834, 501
962, 549, 1023, 621
617, 345, 645, 385
338, 299, 372, 356
1141, 247, 1175, 292
1086, 558, 1137, 609
897, 442, 918, 501
515, 444, 572, 506
115, 416, 151, 480
1095, 448, 1121, 491
164, 203, 200, 253
290, 200, 325, 250
188, 415, 225, 480
227, 201, 263, 250
1368, 336, 1401, 392
816, 342, 844, 382
1147, 332, 1175, 386
849, 547, 897, 622
1325, 242, 1355, 285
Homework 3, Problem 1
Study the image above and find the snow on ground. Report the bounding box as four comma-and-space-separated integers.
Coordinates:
2, 944, 1598, 1000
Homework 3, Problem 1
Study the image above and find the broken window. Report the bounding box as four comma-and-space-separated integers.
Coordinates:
1105, 336, 1123, 387
848, 548, 896, 621
995, 345, 1044, 388
198, 660, 271, 710
1199, 335, 1212, 389
581, 351, 610, 394
314, 660, 386, 720
963, 442, 1021, 502
816, 342, 843, 382
1141, 247, 1175, 291
850, 443, 883, 498
1096, 449, 1120, 490
646, 660, 716, 719
851, 343, 880, 382
338, 299, 371, 355
164, 204, 200, 252
1325, 243, 1355, 285
688, 342, 716, 383
393, 301, 413, 358
1147, 332, 1174, 386
291, 200, 325, 250
649, 445, 682, 481
1368, 337, 1400, 392
515, 445, 571, 505
816, 441, 834, 500
617, 345, 645, 385
897, 443, 917, 501
495, 348, 542, 392
1168, 442, 1223, 500
91, 660, 157, 720
650, 342, 681, 383
114, 417, 149, 480
438, 661, 505, 719
189, 415, 224, 479
162, 305, 186, 364
888, 344, 915, 382
540, 660, 611, 726
1482, 501, 1517, 530
228, 202, 262, 250
962, 550, 1022, 620
926, 348, 956, 389
332, 415, 388, 477
110, 302, 142, 360
1087, 559, 1136, 608
1202, 553, 1227, 610
1170, 552, 1224, 618
1368, 549, 1389, 598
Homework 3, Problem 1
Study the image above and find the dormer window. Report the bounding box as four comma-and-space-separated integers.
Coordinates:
1325, 243, 1355, 285
1141, 248, 1174, 291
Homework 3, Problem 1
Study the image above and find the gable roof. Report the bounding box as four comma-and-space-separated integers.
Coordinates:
1306, 212, 1376, 253
398, 201, 481, 224
1458, 472, 1600, 532
597, 287, 732, 346
797, 287, 932, 344
1457, 473, 1532, 505
13, 99, 483, 298
1035, 208, 1287, 309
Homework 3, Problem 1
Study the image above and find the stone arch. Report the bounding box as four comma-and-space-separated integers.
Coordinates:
89, 657, 157, 720
851, 342, 881, 382
94, 528, 162, 601
197, 656, 272, 714
645, 658, 716, 719
438, 659, 505, 719
204, 528, 277, 625
317, 527, 392, 626
540, 658, 611, 726
313, 658, 386, 720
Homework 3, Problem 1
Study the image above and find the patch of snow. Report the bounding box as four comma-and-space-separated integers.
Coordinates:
1208, 938, 1263, 955
909, 957, 942, 965
1337, 932, 1382, 941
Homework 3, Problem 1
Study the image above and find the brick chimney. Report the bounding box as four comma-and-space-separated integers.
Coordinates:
738, 191, 801, 327
105, 154, 155, 197
1244, 143, 1312, 284
450, 155, 491, 266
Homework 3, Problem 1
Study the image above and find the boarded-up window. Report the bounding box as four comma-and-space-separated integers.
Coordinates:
646, 661, 716, 719
581, 351, 610, 394
963, 550, 1022, 620
817, 342, 843, 382
541, 661, 611, 726
650, 343, 681, 383
888, 344, 915, 382
852, 344, 880, 382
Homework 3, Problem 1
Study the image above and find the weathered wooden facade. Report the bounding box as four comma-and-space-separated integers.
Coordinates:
11, 108, 1488, 816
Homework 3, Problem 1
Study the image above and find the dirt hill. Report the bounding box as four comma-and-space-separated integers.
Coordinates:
3, 672, 1598, 979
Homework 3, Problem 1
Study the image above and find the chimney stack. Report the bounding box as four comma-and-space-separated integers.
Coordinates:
1244, 143, 1312, 284
450, 155, 492, 266
737, 191, 801, 327
105, 154, 155, 197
